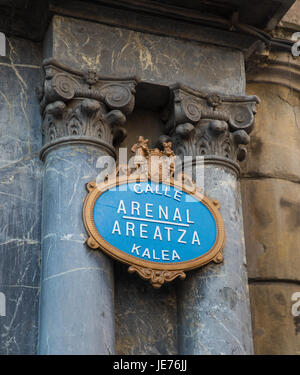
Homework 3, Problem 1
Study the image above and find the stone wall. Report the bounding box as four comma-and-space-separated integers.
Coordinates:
243, 52, 300, 354
281, 0, 300, 29
0, 37, 42, 354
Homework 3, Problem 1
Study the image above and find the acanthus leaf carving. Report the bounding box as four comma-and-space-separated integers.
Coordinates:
38, 59, 137, 160
162, 85, 259, 170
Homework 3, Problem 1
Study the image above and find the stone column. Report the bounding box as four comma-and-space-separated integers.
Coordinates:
0, 38, 42, 354
242, 51, 300, 354
37, 59, 136, 354
162, 86, 259, 354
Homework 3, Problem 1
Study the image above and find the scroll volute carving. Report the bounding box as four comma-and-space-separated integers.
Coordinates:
38, 59, 137, 155
162, 86, 259, 165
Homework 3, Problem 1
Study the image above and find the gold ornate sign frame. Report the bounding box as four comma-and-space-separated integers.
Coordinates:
83, 137, 226, 288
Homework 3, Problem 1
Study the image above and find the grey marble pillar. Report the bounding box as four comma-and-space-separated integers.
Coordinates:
37, 60, 136, 354
162, 87, 259, 354
178, 164, 252, 354
0, 38, 42, 355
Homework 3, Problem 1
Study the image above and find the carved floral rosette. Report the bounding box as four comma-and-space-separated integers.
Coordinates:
83, 138, 226, 288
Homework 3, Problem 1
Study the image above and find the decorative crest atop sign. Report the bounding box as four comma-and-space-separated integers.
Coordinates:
83, 137, 225, 288
130, 136, 176, 182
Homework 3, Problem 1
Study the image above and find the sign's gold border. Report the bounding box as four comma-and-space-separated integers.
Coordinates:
83, 175, 226, 280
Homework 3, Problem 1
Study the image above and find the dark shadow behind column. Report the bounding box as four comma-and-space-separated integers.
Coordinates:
114, 105, 178, 355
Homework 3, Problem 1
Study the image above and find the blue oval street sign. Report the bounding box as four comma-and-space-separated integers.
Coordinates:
93, 181, 217, 263
83, 137, 225, 287
84, 177, 225, 288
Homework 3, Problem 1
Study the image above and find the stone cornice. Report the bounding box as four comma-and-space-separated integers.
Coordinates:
48, 1, 296, 54
0, 0, 296, 54
160, 84, 259, 175
38, 58, 138, 160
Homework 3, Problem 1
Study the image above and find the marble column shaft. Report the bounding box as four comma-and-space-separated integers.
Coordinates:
161, 86, 259, 354
0, 38, 42, 355
37, 60, 136, 354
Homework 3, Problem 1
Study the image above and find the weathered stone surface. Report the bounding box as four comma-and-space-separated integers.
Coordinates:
0, 39, 41, 354
243, 61, 300, 355
0, 0, 294, 42
45, 15, 246, 96
37, 46, 138, 352
241, 178, 300, 281
38, 59, 137, 160
115, 262, 177, 355
154, 77, 256, 354
249, 282, 300, 355
242, 84, 300, 182
0, 0, 298, 357
38, 146, 115, 354
246, 52, 300, 93
49, 0, 257, 53
0, 37, 42, 355
161, 86, 259, 168
62, 0, 294, 31
281, 0, 300, 28
177, 165, 253, 355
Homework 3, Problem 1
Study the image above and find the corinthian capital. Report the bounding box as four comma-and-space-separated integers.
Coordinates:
37, 58, 138, 160
161, 84, 259, 174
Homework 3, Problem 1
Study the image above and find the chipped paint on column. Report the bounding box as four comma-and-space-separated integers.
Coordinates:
38, 146, 114, 354
0, 38, 42, 354
177, 165, 253, 355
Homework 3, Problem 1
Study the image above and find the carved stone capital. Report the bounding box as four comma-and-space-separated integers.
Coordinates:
37, 59, 138, 160
160, 85, 260, 175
